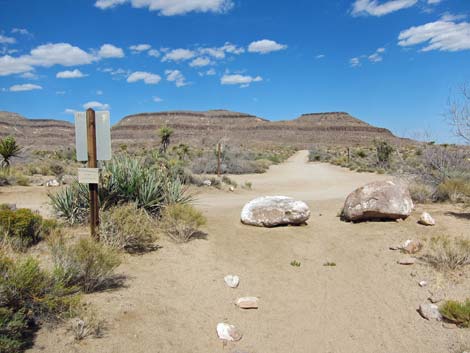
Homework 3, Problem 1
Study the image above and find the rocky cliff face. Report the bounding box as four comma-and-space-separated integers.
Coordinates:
0, 111, 75, 151
0, 110, 402, 151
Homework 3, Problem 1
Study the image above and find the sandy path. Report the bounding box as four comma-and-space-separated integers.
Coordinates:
26, 151, 469, 353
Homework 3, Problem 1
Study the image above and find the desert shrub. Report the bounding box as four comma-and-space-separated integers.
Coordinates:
409, 181, 435, 203
49, 163, 65, 177
0, 254, 80, 353
374, 140, 394, 168
421, 235, 470, 271
15, 175, 29, 187
435, 179, 470, 203
355, 149, 367, 158
99, 204, 157, 253
160, 204, 206, 243
242, 181, 252, 190
439, 299, 470, 327
69, 306, 105, 341
0, 208, 43, 251
50, 237, 122, 293
308, 147, 331, 162
49, 155, 191, 224
221, 175, 237, 188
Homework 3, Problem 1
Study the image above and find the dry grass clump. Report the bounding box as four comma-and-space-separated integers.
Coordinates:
160, 204, 206, 243
99, 203, 157, 253
49, 236, 123, 293
421, 235, 470, 271
409, 181, 435, 203
69, 306, 105, 341
440, 299, 470, 328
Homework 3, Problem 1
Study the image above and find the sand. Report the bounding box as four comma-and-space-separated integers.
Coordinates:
12, 151, 470, 353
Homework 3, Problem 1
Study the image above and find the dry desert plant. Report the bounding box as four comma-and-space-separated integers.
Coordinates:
421, 235, 470, 271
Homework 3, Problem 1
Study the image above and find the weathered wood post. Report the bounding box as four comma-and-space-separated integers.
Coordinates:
86, 108, 99, 239
347, 147, 351, 163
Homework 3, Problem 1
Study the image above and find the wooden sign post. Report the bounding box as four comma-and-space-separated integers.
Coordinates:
86, 108, 99, 239
75, 109, 112, 240
217, 142, 221, 177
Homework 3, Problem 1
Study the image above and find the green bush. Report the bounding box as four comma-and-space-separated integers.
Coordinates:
439, 299, 470, 327
99, 203, 157, 253
0, 208, 43, 251
160, 204, 206, 243
15, 175, 29, 187
374, 140, 394, 168
50, 237, 122, 293
0, 254, 80, 352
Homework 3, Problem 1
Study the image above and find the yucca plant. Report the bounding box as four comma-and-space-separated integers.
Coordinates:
0, 136, 21, 169
49, 154, 191, 224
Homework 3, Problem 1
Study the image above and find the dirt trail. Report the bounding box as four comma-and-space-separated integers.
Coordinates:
26, 151, 469, 353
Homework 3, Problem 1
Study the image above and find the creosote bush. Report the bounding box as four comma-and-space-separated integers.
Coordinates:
0, 253, 80, 353
99, 203, 157, 253
50, 237, 122, 293
421, 235, 470, 271
0, 206, 57, 251
160, 204, 206, 243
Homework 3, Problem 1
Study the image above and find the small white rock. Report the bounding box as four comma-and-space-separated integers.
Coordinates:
46, 179, 60, 187
229, 186, 235, 192
418, 212, 435, 226
418, 303, 442, 321
203, 180, 212, 187
236, 297, 259, 309
224, 275, 240, 288
419, 280, 428, 287
216, 323, 242, 341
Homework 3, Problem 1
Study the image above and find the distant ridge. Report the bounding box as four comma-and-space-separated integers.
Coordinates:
0, 110, 405, 151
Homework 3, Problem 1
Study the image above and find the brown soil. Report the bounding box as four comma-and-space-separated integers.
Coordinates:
6, 151, 468, 353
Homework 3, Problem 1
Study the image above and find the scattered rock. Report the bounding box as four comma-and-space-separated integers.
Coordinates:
216, 323, 242, 341
203, 180, 212, 187
389, 245, 400, 251
224, 275, 240, 288
236, 297, 259, 309
419, 280, 428, 287
418, 212, 435, 226
2, 203, 16, 211
418, 303, 442, 321
442, 322, 457, 329
229, 186, 235, 192
398, 257, 415, 265
401, 239, 423, 254
342, 180, 413, 222
60, 175, 76, 185
45, 179, 60, 187
241, 196, 310, 227
29, 174, 55, 187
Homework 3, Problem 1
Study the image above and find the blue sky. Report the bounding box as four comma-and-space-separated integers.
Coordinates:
0, 0, 469, 142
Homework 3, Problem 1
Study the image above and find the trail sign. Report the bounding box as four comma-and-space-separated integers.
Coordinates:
75, 111, 112, 161
78, 168, 99, 184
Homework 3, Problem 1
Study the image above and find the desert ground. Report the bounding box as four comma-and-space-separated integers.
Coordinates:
3, 151, 468, 353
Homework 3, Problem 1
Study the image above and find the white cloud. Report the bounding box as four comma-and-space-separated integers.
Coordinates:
56, 69, 86, 78
65, 108, 77, 115
190, 57, 212, 67
350, 57, 361, 67
95, 0, 233, 16
129, 44, 151, 53
94, 0, 127, 9
9, 83, 42, 92
206, 68, 216, 75
162, 48, 196, 62
83, 101, 110, 110
221, 74, 262, 86
153, 96, 163, 102
127, 71, 161, 84
221, 42, 244, 54
56, 91, 66, 95
0, 43, 96, 76
351, 0, 418, 17
0, 35, 15, 44
148, 49, 160, 58
248, 39, 287, 54
398, 17, 470, 52
165, 69, 187, 87
368, 53, 382, 62
96, 90, 103, 95
427, 0, 442, 4
98, 44, 124, 58
20, 71, 38, 79
316, 54, 325, 59
11, 28, 31, 36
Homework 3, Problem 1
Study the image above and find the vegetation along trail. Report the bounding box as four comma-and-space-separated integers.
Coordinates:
27, 151, 469, 353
